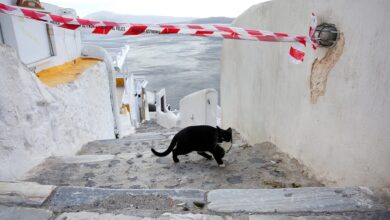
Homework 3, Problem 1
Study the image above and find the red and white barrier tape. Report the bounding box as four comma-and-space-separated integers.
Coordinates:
0, 3, 317, 64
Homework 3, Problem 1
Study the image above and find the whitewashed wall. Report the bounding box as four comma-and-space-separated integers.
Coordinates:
1, 0, 16, 5
221, 0, 390, 187
156, 89, 179, 128
0, 45, 115, 180
179, 89, 218, 128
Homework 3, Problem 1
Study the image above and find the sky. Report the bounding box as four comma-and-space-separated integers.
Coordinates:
43, 0, 268, 18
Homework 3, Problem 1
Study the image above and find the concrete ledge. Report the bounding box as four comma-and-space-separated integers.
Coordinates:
0, 205, 53, 220
54, 155, 115, 163
48, 186, 205, 212
207, 187, 380, 213
56, 212, 227, 220
0, 181, 56, 206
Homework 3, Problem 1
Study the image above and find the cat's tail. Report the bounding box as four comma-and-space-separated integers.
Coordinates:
151, 134, 178, 157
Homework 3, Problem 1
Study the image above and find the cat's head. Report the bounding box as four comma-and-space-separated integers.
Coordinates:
217, 126, 232, 143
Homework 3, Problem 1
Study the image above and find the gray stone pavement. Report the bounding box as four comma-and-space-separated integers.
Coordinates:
47, 186, 205, 214
1, 121, 388, 219
207, 187, 384, 213
0, 205, 53, 220
24, 121, 322, 190
0, 182, 389, 219
0, 181, 56, 206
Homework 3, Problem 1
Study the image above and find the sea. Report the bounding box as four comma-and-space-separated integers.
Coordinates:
125, 35, 223, 109
83, 33, 223, 110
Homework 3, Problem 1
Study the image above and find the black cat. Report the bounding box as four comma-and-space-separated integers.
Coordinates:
151, 125, 232, 166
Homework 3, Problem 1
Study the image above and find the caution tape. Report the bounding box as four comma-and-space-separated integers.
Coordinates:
0, 3, 317, 64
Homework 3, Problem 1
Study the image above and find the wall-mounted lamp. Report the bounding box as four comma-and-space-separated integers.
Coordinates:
313, 23, 339, 48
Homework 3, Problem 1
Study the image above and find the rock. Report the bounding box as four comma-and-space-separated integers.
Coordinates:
249, 158, 267, 164
176, 202, 186, 207
291, 183, 301, 188
128, 177, 137, 181
270, 169, 286, 178
182, 205, 190, 211
226, 176, 242, 184
193, 201, 205, 208
263, 180, 286, 188
83, 172, 95, 179
108, 160, 120, 168
85, 180, 96, 187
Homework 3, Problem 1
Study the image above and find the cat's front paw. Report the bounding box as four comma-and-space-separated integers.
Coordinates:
218, 163, 225, 168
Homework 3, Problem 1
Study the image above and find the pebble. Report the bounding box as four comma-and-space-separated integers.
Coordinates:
85, 180, 96, 187
108, 160, 120, 168
226, 176, 243, 184
193, 201, 205, 208
177, 202, 186, 207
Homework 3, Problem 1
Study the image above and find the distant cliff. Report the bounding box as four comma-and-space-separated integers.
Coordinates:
85, 11, 233, 24
187, 17, 233, 24
85, 11, 195, 24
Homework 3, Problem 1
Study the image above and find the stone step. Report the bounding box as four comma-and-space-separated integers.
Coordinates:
0, 181, 56, 206
55, 212, 230, 220
50, 155, 115, 164
0, 205, 53, 220
47, 186, 205, 214
0, 182, 388, 219
55, 212, 390, 220
25, 142, 323, 190
207, 187, 386, 213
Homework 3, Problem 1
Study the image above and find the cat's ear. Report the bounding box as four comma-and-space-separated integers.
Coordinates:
228, 127, 232, 132
217, 126, 221, 130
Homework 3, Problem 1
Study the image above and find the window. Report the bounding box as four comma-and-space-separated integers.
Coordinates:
13, 18, 55, 64
0, 23, 4, 44
46, 24, 55, 56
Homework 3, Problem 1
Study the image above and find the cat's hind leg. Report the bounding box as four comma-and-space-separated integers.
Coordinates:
197, 152, 213, 160
172, 149, 180, 163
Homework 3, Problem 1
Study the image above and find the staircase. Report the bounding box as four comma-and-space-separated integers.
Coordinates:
0, 120, 389, 219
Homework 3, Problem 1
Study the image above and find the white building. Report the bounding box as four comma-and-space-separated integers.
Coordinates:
0, 0, 81, 72
0, 0, 121, 180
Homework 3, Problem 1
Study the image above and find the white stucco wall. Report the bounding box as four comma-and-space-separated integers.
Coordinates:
179, 89, 218, 128
33, 25, 82, 72
156, 89, 179, 129
0, 44, 115, 180
221, 0, 390, 187
0, 0, 16, 5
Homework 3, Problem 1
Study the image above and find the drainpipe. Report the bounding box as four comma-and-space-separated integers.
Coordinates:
81, 44, 122, 138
